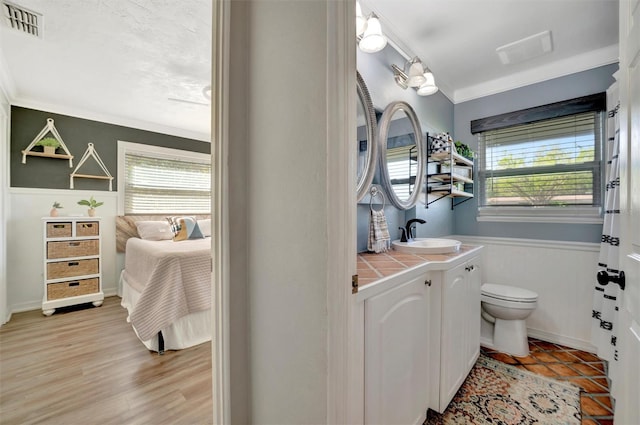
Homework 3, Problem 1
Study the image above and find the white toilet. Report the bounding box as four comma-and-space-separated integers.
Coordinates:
480, 283, 538, 357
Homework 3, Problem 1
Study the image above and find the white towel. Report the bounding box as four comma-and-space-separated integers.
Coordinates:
367, 208, 390, 253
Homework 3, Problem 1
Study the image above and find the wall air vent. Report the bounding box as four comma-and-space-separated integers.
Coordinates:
2, 1, 42, 38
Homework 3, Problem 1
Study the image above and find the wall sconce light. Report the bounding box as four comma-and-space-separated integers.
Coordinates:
391, 57, 439, 96
356, 2, 387, 53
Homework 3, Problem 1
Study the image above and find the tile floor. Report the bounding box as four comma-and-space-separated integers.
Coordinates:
482, 338, 614, 425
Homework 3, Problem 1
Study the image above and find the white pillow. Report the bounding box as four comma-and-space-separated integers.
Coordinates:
199, 219, 212, 237
136, 221, 173, 241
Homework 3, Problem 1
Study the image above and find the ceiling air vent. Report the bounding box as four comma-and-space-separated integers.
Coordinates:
2, 1, 42, 38
496, 30, 552, 65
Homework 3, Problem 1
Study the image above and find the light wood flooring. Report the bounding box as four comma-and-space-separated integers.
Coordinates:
0, 297, 213, 425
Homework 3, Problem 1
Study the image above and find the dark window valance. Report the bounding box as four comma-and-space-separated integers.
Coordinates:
470, 92, 606, 134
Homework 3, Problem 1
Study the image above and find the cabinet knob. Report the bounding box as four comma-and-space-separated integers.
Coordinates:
465, 265, 475, 272
425, 279, 432, 287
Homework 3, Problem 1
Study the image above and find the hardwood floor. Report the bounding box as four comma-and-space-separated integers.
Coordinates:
3, 297, 616, 424
0, 297, 213, 425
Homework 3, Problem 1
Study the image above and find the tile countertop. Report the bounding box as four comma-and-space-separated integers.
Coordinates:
357, 245, 479, 289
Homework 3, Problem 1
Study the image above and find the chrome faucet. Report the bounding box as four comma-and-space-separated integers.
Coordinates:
405, 218, 426, 241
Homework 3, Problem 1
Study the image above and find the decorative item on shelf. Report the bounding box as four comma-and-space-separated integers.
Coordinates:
454, 141, 474, 160
50, 202, 63, 217
35, 137, 60, 155
78, 196, 103, 217
21, 118, 74, 166
70, 143, 114, 191
430, 132, 453, 153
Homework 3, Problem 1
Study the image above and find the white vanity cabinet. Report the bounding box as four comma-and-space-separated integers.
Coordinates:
364, 272, 434, 425
435, 256, 481, 413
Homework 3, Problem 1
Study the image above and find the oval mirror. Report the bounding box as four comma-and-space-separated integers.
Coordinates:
378, 101, 424, 210
356, 72, 378, 202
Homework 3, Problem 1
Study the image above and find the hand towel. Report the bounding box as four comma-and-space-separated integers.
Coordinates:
367, 208, 391, 253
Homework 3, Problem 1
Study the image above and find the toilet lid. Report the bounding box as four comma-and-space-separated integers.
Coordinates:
482, 283, 538, 302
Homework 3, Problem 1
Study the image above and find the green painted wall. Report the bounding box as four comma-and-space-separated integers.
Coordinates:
10, 106, 210, 190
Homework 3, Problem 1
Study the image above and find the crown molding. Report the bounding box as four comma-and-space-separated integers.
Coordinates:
10, 96, 211, 142
453, 44, 619, 104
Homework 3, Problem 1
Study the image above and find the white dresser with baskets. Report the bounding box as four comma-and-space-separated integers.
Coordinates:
42, 217, 104, 316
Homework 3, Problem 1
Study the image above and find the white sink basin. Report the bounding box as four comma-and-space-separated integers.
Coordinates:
392, 238, 462, 254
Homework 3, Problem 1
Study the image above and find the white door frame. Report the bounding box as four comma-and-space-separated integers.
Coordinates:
614, 0, 640, 423
0, 54, 11, 326
212, 0, 356, 423
211, 0, 230, 423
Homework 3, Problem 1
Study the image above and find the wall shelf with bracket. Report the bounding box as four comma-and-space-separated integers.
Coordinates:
21, 118, 74, 167
425, 133, 474, 210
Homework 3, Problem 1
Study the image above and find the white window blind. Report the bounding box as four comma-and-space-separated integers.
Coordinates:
387, 145, 418, 199
124, 152, 211, 214
478, 111, 603, 209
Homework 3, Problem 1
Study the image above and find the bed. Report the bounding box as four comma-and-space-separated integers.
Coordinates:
117, 216, 212, 352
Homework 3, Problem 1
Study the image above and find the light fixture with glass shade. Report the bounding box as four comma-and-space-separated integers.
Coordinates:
416, 70, 438, 96
391, 57, 439, 96
356, 1, 367, 37
406, 57, 426, 87
358, 13, 387, 53
356, 2, 387, 54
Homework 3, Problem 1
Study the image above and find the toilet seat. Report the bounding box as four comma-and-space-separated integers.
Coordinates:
482, 283, 538, 303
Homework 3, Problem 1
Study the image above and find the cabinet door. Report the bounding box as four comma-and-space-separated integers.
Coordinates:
365, 274, 431, 425
465, 259, 481, 372
439, 262, 468, 412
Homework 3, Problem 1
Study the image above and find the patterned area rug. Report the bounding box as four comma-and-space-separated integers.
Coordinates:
427, 354, 581, 424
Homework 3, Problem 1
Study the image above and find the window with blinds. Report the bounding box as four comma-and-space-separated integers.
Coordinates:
478, 111, 604, 211
123, 149, 211, 214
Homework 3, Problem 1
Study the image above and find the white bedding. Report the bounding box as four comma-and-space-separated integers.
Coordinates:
120, 237, 212, 351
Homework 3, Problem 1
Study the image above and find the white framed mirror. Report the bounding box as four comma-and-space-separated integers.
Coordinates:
356, 71, 378, 202
378, 101, 424, 210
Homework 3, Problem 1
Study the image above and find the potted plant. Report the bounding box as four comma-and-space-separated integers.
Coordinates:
35, 137, 61, 155
77, 196, 103, 217
50, 201, 63, 217
454, 141, 474, 160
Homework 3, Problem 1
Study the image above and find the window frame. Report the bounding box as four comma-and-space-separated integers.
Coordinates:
117, 141, 211, 215
471, 94, 606, 224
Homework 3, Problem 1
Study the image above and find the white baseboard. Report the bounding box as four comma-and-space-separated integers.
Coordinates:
482, 328, 597, 354
9, 300, 41, 314
9, 290, 119, 316
527, 328, 597, 353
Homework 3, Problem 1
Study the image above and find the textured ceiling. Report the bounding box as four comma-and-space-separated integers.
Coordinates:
0, 0, 211, 141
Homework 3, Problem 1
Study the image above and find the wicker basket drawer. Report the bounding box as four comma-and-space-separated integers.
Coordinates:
47, 240, 99, 259
47, 258, 99, 279
46, 222, 72, 238
76, 221, 99, 237
47, 278, 99, 300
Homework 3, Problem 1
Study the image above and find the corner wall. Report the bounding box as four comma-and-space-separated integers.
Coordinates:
227, 1, 334, 422
7, 107, 210, 314
356, 47, 455, 251
453, 63, 619, 243
0, 61, 9, 325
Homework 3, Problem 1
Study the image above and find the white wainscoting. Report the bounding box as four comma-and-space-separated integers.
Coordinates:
7, 188, 118, 314
454, 235, 599, 352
